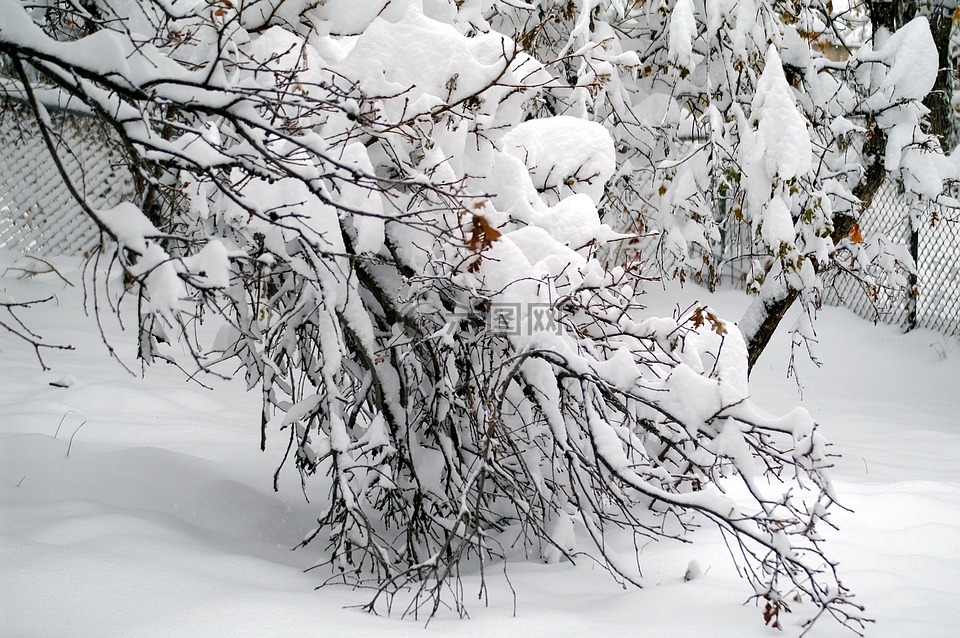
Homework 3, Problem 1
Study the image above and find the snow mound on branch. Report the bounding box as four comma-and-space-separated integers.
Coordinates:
181, 240, 231, 290
339, 7, 513, 121
92, 202, 161, 254
751, 46, 811, 181
130, 243, 186, 321
735, 47, 813, 250
668, 0, 698, 73
485, 137, 621, 250
877, 17, 939, 103
500, 116, 616, 205
311, 0, 391, 34
243, 26, 312, 86
862, 18, 955, 198
760, 197, 796, 253
541, 194, 611, 248
499, 226, 588, 279
311, 0, 457, 35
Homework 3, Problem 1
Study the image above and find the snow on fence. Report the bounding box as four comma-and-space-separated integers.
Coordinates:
0, 105, 134, 256
1, 108, 956, 337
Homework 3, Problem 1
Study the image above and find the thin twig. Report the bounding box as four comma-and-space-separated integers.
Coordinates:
66, 421, 88, 457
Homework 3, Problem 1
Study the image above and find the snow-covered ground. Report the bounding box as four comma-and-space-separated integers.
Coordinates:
1, 253, 958, 637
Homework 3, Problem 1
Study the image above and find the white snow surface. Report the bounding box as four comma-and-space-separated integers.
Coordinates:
500, 116, 616, 206
668, 0, 698, 73
751, 46, 812, 182
2, 254, 959, 637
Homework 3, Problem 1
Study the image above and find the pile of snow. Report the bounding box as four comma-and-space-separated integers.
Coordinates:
1, 253, 958, 636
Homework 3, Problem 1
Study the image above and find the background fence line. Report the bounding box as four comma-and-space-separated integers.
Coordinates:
2, 108, 957, 337
0, 105, 134, 256
717, 180, 960, 337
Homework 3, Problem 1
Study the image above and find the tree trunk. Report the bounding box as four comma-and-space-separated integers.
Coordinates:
922, 3, 955, 148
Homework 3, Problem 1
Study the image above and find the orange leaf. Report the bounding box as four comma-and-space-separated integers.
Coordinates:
848, 222, 863, 244
467, 214, 501, 252
692, 306, 727, 335
466, 214, 502, 272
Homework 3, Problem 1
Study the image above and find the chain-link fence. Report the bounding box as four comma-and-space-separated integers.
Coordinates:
0, 105, 134, 255
718, 182, 960, 337
914, 203, 960, 336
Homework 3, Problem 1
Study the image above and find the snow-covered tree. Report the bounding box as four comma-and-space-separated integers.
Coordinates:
12, 0, 957, 632
489, 0, 959, 372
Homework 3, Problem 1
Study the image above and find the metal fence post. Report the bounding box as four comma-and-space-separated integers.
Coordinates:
906, 212, 919, 332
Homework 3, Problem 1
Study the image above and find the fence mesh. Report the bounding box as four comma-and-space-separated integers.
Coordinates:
916, 205, 960, 335
0, 105, 134, 256
820, 184, 960, 337
819, 182, 914, 330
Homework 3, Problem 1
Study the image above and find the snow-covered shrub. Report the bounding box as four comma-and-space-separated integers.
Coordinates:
15, 0, 960, 632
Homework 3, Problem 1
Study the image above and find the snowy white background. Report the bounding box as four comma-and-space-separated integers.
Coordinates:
1, 253, 958, 637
